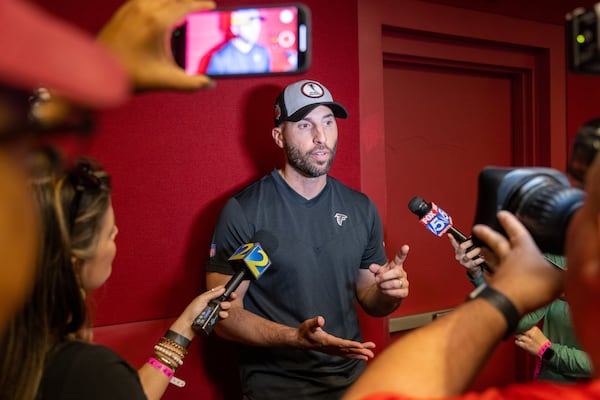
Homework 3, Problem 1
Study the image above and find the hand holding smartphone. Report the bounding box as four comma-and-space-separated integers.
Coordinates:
171, 4, 311, 78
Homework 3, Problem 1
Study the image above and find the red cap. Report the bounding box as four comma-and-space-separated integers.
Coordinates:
0, 0, 129, 107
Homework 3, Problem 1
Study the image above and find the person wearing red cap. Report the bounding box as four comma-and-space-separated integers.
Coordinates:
0, 0, 223, 398
450, 238, 592, 383
342, 131, 600, 399
444, 118, 600, 384
206, 79, 411, 400
0, 0, 219, 336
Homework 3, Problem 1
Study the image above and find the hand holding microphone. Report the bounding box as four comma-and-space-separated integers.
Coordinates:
447, 235, 491, 278
192, 241, 271, 335
408, 196, 493, 274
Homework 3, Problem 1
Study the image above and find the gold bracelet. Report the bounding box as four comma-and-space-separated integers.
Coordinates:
154, 345, 183, 366
153, 353, 178, 372
160, 337, 187, 354
155, 342, 186, 359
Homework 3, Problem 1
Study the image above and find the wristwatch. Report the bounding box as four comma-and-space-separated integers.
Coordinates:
466, 284, 520, 338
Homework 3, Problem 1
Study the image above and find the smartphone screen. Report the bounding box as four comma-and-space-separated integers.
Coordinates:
172, 4, 311, 77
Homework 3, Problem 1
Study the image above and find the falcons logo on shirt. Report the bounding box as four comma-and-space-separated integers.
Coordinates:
334, 213, 348, 226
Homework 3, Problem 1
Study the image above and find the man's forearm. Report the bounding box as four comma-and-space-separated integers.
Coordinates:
214, 306, 298, 347
207, 272, 297, 347
344, 297, 508, 399
358, 284, 402, 317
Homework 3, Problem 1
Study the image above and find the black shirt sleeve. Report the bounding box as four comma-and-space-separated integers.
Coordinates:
206, 197, 254, 275
38, 341, 147, 400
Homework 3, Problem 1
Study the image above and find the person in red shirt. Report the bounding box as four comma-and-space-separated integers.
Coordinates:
0, 0, 217, 338
343, 142, 600, 399
0, 0, 222, 399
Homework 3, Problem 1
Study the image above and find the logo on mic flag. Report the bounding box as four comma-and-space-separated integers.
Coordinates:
228, 242, 271, 279
418, 202, 453, 237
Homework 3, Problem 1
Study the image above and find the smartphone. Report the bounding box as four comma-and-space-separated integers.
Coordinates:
171, 4, 311, 78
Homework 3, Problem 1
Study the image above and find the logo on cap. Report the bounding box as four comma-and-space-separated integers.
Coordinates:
274, 104, 282, 121
301, 82, 325, 98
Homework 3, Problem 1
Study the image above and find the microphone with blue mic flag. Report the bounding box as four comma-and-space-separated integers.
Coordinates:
192, 240, 272, 335
408, 196, 493, 274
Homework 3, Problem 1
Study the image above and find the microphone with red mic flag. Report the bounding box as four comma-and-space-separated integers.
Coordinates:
408, 196, 492, 274
192, 240, 272, 335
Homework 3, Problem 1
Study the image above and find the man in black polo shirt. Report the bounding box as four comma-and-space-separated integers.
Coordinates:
206, 79, 411, 400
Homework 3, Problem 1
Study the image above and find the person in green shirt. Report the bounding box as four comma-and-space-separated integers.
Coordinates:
447, 118, 600, 382
450, 241, 592, 383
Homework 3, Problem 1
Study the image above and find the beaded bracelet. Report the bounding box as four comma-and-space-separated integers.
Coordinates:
160, 337, 187, 354
154, 344, 184, 366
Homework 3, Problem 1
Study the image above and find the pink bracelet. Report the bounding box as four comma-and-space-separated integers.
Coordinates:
147, 357, 175, 379
537, 341, 552, 359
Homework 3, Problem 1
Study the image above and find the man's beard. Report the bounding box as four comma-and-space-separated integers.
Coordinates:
284, 142, 337, 177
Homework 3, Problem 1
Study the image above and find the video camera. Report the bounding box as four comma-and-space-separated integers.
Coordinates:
472, 167, 585, 254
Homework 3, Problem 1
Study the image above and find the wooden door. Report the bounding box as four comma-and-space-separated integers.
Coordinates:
357, 0, 566, 388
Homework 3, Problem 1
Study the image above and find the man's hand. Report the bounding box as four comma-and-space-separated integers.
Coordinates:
369, 245, 410, 300
97, 0, 217, 92
296, 316, 376, 360
472, 211, 563, 314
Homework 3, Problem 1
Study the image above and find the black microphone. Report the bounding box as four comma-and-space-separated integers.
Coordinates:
192, 239, 273, 335
408, 196, 493, 274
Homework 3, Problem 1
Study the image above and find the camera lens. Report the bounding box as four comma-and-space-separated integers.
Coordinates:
473, 167, 586, 255
504, 174, 585, 254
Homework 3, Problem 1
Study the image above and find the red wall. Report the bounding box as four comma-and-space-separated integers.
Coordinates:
36, 0, 363, 399
423, 0, 600, 149
37, 0, 361, 327
33, 0, 600, 398
568, 73, 600, 150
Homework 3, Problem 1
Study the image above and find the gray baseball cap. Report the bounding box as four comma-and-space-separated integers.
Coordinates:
273, 80, 348, 126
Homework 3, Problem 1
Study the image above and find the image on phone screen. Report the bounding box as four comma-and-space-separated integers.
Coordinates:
172, 4, 311, 77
